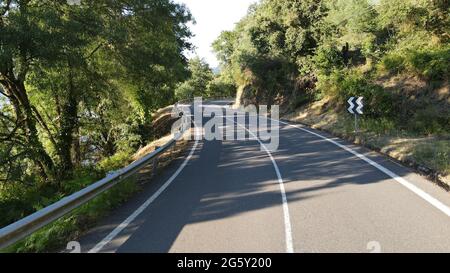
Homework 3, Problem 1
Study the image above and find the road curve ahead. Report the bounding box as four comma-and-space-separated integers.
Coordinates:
79, 100, 450, 253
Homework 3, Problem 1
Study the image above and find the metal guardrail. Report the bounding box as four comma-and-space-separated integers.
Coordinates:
0, 104, 191, 250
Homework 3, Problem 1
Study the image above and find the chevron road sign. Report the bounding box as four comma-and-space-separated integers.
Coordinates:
347, 97, 364, 115
348, 97, 364, 133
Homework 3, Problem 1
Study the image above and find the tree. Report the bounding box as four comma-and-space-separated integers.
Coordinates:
207, 73, 237, 98
175, 57, 214, 100
212, 0, 327, 106
0, 0, 193, 185
0, 1, 97, 180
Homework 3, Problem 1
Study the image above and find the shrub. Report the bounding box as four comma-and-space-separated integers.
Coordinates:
0, 146, 142, 253
97, 150, 133, 174
7, 177, 139, 253
409, 105, 450, 135
0, 182, 61, 227
313, 44, 344, 75
318, 69, 397, 119
380, 46, 450, 81
407, 47, 450, 80
380, 54, 406, 74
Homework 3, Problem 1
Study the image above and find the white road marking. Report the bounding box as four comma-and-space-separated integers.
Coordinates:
225, 117, 295, 253
89, 127, 201, 253
277, 119, 450, 217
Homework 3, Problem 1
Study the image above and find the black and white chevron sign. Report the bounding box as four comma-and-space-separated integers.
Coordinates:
347, 97, 364, 115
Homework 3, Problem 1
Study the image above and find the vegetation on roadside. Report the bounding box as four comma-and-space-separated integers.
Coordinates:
0, 0, 194, 250
2, 131, 188, 253
175, 57, 236, 100
284, 98, 449, 181
0, 0, 449, 253
211, 0, 449, 178
0, 148, 138, 253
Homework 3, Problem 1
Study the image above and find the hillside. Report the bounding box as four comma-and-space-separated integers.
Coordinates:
215, 0, 449, 187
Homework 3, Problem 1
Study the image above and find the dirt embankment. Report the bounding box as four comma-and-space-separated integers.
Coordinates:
234, 75, 449, 190
282, 75, 449, 190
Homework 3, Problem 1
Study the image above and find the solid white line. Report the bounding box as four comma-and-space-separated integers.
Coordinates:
225, 117, 295, 253
277, 119, 450, 217
88, 127, 201, 253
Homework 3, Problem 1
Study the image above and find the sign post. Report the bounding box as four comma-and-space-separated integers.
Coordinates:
347, 97, 364, 133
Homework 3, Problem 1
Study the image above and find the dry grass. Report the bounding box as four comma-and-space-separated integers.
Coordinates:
283, 98, 450, 186
133, 131, 192, 184
133, 134, 176, 161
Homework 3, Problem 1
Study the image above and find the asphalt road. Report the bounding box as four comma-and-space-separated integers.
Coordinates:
77, 100, 450, 253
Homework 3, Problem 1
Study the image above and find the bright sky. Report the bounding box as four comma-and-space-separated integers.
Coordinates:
174, 0, 258, 68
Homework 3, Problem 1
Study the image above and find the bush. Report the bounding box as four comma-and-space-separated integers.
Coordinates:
0, 182, 61, 227
313, 44, 344, 75
407, 47, 450, 80
61, 170, 99, 195
409, 105, 450, 135
380, 46, 450, 81
207, 77, 237, 98
0, 146, 141, 253
7, 178, 139, 253
97, 150, 133, 174
380, 54, 406, 74
318, 69, 397, 118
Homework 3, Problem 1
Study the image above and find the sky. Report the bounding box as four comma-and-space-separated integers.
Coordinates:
174, 0, 258, 68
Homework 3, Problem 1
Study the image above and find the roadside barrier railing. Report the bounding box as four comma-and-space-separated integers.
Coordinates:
0, 103, 191, 250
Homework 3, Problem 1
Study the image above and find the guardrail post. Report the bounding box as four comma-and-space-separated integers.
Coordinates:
152, 146, 160, 177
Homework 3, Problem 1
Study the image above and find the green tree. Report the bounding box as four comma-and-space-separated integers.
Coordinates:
212, 0, 327, 106
175, 57, 214, 100
0, 0, 193, 184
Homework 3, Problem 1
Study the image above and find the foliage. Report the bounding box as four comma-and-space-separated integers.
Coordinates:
317, 68, 397, 118
0, 0, 193, 251
212, 0, 449, 137
313, 44, 344, 75
6, 177, 139, 253
0, 0, 193, 188
0, 0, 449, 252
0, 0, 193, 186
207, 75, 237, 99
175, 57, 216, 100
97, 150, 134, 174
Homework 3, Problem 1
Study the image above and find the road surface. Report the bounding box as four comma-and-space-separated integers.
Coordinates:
77, 100, 450, 253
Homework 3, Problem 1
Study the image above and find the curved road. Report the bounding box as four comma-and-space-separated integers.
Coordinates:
78, 100, 450, 253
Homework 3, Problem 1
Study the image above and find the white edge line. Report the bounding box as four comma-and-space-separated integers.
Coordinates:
225, 117, 294, 253
88, 127, 200, 253
276, 119, 450, 217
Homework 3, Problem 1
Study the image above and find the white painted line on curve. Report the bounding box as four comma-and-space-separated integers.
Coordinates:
89, 127, 201, 253
277, 119, 450, 217
226, 117, 295, 253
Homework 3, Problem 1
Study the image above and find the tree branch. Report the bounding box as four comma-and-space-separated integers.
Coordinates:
31, 105, 59, 150
85, 42, 105, 60
0, 87, 10, 98
0, 0, 12, 17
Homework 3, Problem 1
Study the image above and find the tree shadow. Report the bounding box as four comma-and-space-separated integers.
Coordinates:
85, 114, 419, 253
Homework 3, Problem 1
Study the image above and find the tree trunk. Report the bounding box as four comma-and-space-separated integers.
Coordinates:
3, 79, 56, 181
57, 60, 78, 179
72, 127, 82, 168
